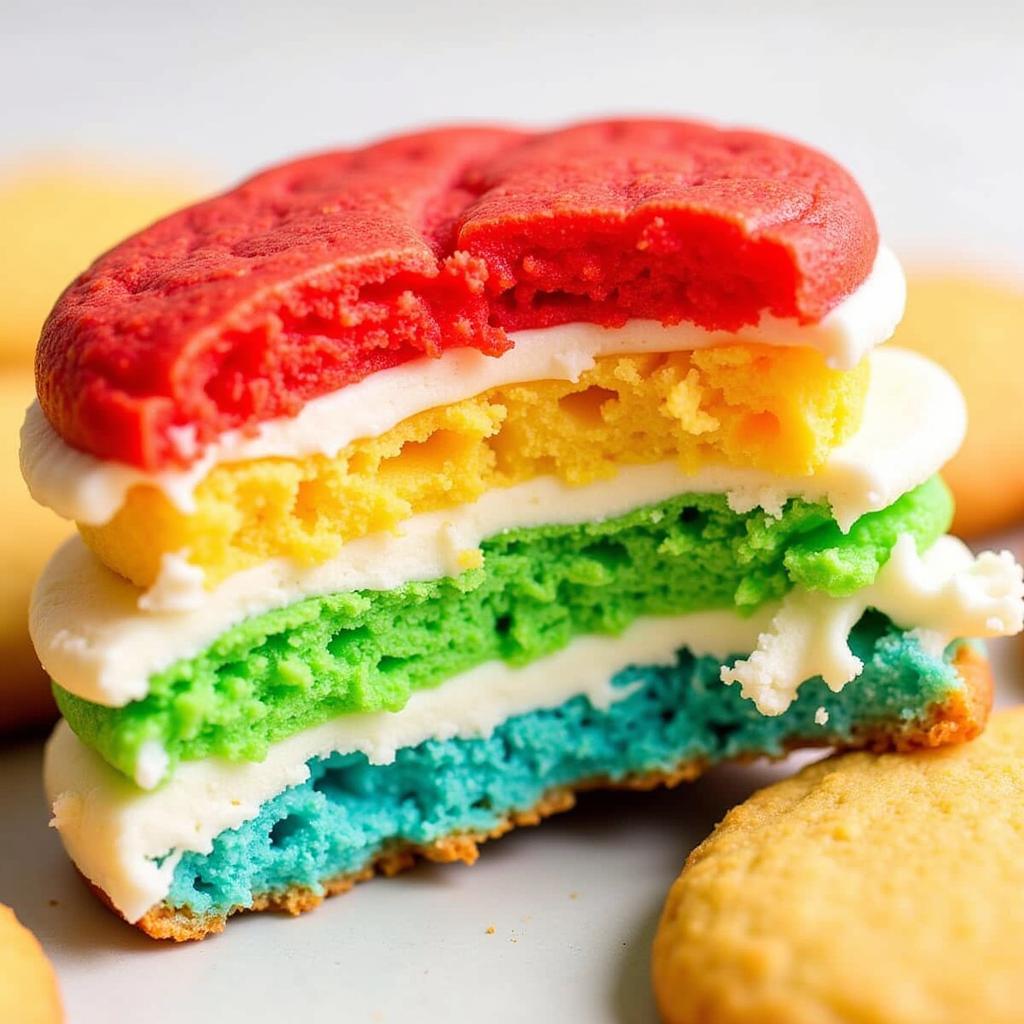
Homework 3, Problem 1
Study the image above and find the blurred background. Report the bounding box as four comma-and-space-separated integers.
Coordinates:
3, 0, 1023, 734
5, 0, 1024, 265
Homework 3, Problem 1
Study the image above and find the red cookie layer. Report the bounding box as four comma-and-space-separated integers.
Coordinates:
37, 119, 878, 470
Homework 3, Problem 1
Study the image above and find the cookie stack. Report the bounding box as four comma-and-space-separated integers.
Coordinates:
24, 120, 1022, 939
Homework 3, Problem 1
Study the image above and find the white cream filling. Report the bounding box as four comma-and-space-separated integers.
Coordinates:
722, 535, 1024, 715
45, 610, 774, 923
20, 245, 905, 526
115, 533, 1024, 792
29, 347, 965, 710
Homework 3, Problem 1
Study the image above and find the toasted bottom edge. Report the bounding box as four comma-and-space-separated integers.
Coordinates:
94, 645, 992, 942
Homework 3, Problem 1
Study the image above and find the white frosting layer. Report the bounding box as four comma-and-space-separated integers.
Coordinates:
20, 245, 905, 526
45, 610, 772, 923
723, 535, 1024, 715
29, 347, 966, 710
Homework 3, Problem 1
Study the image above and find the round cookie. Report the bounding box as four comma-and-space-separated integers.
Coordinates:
0, 163, 197, 364
653, 706, 1024, 1024
894, 273, 1024, 537
0, 904, 62, 1023
0, 368, 71, 733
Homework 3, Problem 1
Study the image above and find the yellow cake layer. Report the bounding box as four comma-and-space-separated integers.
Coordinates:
80, 345, 869, 589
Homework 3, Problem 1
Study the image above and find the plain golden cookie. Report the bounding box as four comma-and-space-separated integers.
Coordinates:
894, 273, 1024, 537
0, 905, 62, 1023
0, 368, 71, 733
0, 163, 196, 363
653, 707, 1024, 1024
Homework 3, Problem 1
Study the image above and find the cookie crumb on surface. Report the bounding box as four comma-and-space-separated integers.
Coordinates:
815, 707, 829, 725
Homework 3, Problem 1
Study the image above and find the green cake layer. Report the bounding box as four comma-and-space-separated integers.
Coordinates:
166, 614, 970, 920
56, 478, 952, 783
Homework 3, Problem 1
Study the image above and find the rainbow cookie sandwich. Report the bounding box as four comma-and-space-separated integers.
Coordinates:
24, 120, 1023, 940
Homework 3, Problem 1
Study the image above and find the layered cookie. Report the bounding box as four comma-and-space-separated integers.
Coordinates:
24, 120, 1023, 940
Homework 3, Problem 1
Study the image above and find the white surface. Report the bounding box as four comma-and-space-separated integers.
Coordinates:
2, 625, 1021, 1024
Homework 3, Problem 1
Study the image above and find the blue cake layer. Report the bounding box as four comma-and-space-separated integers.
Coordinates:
168, 614, 968, 916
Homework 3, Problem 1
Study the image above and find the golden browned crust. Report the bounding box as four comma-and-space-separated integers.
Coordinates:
104, 648, 993, 943
859, 643, 993, 752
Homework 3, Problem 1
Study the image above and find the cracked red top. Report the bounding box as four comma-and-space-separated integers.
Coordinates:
36, 119, 878, 470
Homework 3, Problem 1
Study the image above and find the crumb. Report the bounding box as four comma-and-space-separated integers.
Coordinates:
815, 707, 829, 726
48, 899, 59, 907
485, 925, 495, 935
569, 891, 579, 900
457, 548, 484, 570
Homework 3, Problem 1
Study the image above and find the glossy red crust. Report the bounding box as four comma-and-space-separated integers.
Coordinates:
37, 119, 878, 470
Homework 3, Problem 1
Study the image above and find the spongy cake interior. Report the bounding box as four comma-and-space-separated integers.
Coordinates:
56, 477, 952, 781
